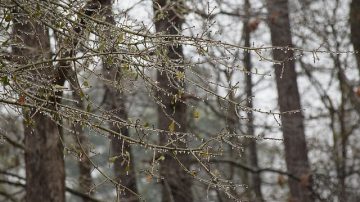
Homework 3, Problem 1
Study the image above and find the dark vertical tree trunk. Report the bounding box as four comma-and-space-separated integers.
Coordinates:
58, 0, 138, 199
56, 1, 98, 200
100, 1, 138, 201
243, 1, 263, 201
153, 1, 193, 201
102, 78, 138, 201
12, 5, 65, 202
23, 114, 65, 202
265, 0, 313, 201
349, 10, 360, 186
350, 0, 360, 77
334, 35, 360, 200
55, 1, 101, 199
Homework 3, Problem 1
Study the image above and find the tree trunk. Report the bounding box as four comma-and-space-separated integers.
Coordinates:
100, 1, 138, 201
244, 0, 263, 200
103, 80, 138, 201
55, 1, 100, 199
23, 114, 65, 202
265, 0, 313, 201
153, 1, 193, 202
58, 0, 138, 199
350, 0, 360, 77
12, 5, 65, 202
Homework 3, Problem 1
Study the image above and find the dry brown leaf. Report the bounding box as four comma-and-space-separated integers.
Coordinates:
356, 86, 360, 96
17, 95, 26, 105
248, 18, 260, 32
277, 175, 286, 187
146, 175, 153, 183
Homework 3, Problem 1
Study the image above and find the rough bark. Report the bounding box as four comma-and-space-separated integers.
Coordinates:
23, 114, 65, 202
12, 5, 65, 202
153, 1, 193, 201
55, 1, 100, 199
57, 0, 138, 199
349, 0, 360, 115
350, 0, 360, 77
244, 0, 263, 200
265, 0, 313, 201
102, 77, 138, 201
99, 1, 138, 201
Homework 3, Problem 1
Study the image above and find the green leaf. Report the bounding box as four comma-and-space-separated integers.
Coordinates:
117, 32, 125, 43
122, 63, 129, 70
53, 84, 65, 89
175, 71, 185, 80
86, 104, 91, 112
105, 56, 114, 65
1, 76, 9, 86
83, 80, 89, 87
168, 120, 175, 132
108, 156, 118, 163
125, 164, 130, 172
144, 122, 149, 127
193, 110, 200, 119
5, 14, 12, 22
157, 155, 165, 161
79, 91, 85, 98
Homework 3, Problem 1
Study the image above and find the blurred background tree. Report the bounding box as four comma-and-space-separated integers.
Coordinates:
0, 0, 359, 202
